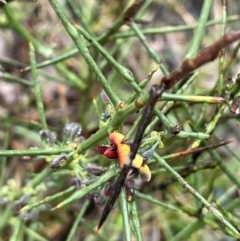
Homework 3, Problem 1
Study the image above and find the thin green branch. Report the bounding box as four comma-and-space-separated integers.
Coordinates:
119, 189, 131, 241
30, 42, 47, 130
153, 152, 240, 237
48, 0, 120, 106
0, 147, 69, 157
66, 200, 90, 241
75, 23, 142, 94
186, 0, 214, 58
23, 227, 49, 241
130, 21, 169, 76
21, 15, 240, 72
55, 62, 87, 90
130, 200, 143, 241
52, 169, 119, 209
0, 72, 33, 86
3, 5, 52, 57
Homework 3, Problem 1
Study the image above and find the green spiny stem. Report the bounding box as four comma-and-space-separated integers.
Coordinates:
186, 0, 214, 58
130, 200, 143, 241
20, 186, 76, 212
0, 148, 70, 157
115, 15, 240, 39
20, 15, 240, 72
0, 72, 33, 86
52, 168, 119, 209
48, 0, 120, 106
119, 189, 131, 241
3, 5, 52, 57
75, 24, 142, 94
153, 152, 240, 237
30, 43, 47, 130
130, 21, 169, 76
66, 200, 90, 241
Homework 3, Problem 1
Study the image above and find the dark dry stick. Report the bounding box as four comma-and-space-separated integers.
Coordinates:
97, 85, 165, 230
97, 31, 240, 230
124, 0, 144, 21
161, 31, 240, 88
167, 139, 233, 159
159, 140, 233, 188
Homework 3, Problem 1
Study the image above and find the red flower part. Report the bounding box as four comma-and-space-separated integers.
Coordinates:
97, 145, 109, 155
97, 145, 118, 159
103, 146, 118, 159
104, 182, 113, 197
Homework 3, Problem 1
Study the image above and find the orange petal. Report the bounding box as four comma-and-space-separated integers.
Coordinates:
139, 164, 151, 182
117, 143, 130, 168
109, 132, 124, 145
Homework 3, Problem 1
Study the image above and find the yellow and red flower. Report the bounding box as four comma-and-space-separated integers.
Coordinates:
97, 132, 151, 182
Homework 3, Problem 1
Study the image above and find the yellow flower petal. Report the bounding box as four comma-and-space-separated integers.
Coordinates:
131, 154, 143, 169
139, 164, 151, 182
